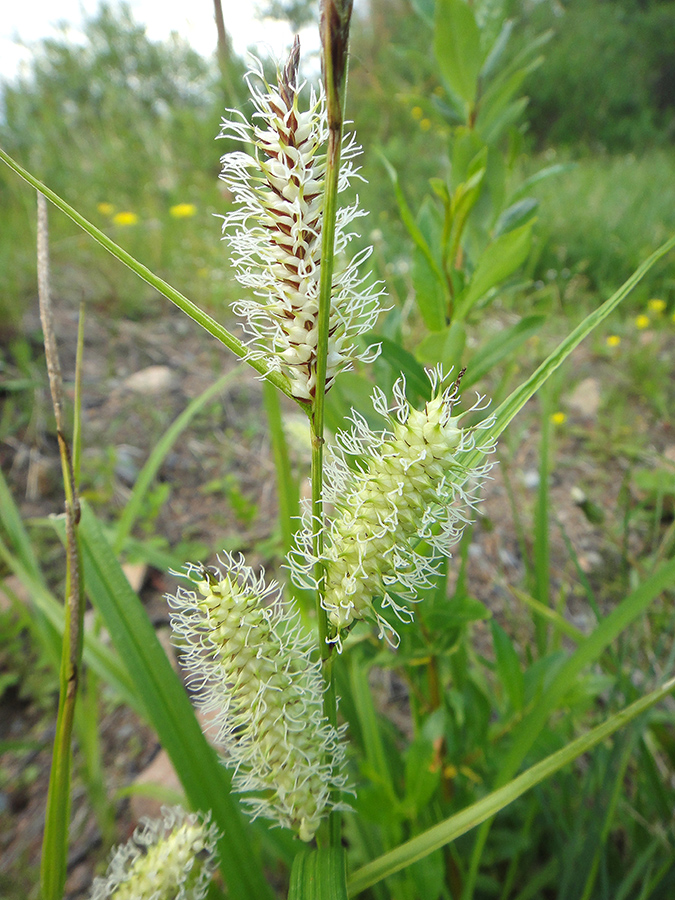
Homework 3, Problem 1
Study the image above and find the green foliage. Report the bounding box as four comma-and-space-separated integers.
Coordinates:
0, 3, 238, 328
520, 0, 675, 149
1, 2, 675, 899
527, 149, 675, 297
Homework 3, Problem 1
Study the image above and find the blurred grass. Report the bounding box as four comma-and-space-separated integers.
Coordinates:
526, 148, 675, 301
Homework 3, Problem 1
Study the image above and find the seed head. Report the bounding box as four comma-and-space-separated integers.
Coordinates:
167, 553, 349, 841
88, 806, 219, 900
218, 42, 383, 401
292, 369, 495, 646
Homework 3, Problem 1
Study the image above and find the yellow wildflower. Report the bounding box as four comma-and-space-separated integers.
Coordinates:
606, 335, 621, 348
170, 203, 197, 219
97, 202, 115, 216
634, 314, 650, 330
420, 118, 432, 131
113, 211, 139, 226
551, 412, 566, 425
411, 105, 423, 120
647, 298, 666, 314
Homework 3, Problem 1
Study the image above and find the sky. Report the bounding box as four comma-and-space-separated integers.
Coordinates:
0, 0, 320, 82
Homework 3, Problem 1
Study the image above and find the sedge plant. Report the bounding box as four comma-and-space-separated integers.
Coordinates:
1, 1, 675, 898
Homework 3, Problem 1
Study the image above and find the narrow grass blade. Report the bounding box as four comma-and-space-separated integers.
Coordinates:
459, 234, 675, 469
533, 393, 551, 655
348, 652, 397, 807
509, 587, 585, 643
78, 502, 274, 900
346, 676, 675, 896
463, 555, 675, 899
113, 369, 239, 552
0, 535, 139, 713
0, 147, 298, 404
289, 847, 348, 900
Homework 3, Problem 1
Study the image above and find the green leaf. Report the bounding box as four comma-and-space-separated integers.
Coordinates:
508, 163, 574, 203
491, 621, 524, 711
369, 334, 431, 403
434, 0, 483, 110
480, 19, 514, 80
412, 246, 447, 331
346, 676, 675, 896
381, 155, 447, 292
78, 502, 274, 900
493, 198, 539, 237
455, 221, 533, 318
475, 59, 542, 140
289, 848, 348, 900
403, 737, 441, 813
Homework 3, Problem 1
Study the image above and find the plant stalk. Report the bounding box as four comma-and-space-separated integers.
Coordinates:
312, 0, 354, 850
37, 193, 86, 900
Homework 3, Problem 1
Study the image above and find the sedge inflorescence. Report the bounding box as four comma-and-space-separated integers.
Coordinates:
292, 368, 495, 647
89, 806, 219, 900
167, 553, 348, 842
218, 38, 384, 401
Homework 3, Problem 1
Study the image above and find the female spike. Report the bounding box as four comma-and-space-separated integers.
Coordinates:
292, 369, 495, 646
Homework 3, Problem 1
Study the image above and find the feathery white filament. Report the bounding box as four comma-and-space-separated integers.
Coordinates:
167, 552, 348, 841
88, 806, 219, 900
218, 46, 384, 400
291, 368, 495, 646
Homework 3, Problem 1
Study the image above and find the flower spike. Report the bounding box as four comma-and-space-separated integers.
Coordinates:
167, 553, 349, 842
292, 368, 495, 646
218, 41, 384, 401
88, 806, 219, 900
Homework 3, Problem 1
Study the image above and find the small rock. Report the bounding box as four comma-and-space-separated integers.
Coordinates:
568, 377, 601, 418
123, 365, 175, 394
578, 550, 603, 573
521, 469, 540, 490
122, 562, 148, 594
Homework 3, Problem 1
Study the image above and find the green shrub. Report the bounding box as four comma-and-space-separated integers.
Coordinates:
521, 0, 675, 150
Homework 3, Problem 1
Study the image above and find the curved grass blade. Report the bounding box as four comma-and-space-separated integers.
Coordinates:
346, 675, 675, 896
460, 234, 675, 469
0, 147, 299, 405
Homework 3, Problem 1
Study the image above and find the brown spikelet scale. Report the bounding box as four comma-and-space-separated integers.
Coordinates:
218, 42, 384, 401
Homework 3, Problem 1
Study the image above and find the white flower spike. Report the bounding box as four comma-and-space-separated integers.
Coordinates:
89, 806, 219, 900
292, 368, 495, 647
218, 38, 384, 401
167, 553, 349, 842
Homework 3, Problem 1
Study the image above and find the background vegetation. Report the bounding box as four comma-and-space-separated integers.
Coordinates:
1, 1, 674, 898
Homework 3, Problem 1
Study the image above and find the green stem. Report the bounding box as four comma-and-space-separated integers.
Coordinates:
313, 0, 354, 850
37, 192, 86, 900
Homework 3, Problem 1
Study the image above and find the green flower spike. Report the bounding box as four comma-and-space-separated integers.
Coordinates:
167, 553, 349, 842
292, 368, 495, 647
88, 806, 219, 900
